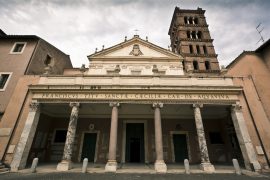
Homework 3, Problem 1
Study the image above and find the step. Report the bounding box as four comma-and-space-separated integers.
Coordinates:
0, 165, 5, 169
0, 168, 9, 173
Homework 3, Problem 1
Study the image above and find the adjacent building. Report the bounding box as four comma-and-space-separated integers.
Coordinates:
227, 39, 270, 169
0, 30, 72, 171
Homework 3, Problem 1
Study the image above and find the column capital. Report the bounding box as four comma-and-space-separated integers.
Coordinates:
69, 102, 80, 108
193, 103, 203, 109
231, 103, 242, 112
109, 102, 120, 107
29, 102, 40, 112
153, 103, 163, 109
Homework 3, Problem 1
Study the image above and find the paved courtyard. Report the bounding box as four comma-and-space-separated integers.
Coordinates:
1, 172, 270, 180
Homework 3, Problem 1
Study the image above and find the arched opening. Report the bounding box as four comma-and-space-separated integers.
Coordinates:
193, 60, 198, 70
203, 45, 208, 54
197, 31, 202, 39
194, 17, 199, 24
189, 45, 193, 54
182, 61, 185, 70
191, 31, 196, 39
205, 61, 211, 70
184, 17, 188, 24
196, 45, 200, 54
188, 17, 193, 24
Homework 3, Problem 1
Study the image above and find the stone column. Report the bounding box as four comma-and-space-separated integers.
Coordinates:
105, 102, 120, 172
231, 103, 261, 171
153, 103, 167, 173
10, 102, 40, 171
57, 102, 80, 171
193, 104, 215, 172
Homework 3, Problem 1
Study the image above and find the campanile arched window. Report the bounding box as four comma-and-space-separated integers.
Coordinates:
205, 61, 211, 70
193, 60, 198, 70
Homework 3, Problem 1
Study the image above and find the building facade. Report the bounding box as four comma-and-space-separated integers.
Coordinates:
0, 7, 268, 174
0, 30, 72, 172
227, 39, 270, 169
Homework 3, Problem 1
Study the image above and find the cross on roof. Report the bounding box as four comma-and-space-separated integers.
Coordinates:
134, 29, 139, 35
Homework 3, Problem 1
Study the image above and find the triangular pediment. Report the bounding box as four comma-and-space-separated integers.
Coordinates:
88, 35, 184, 60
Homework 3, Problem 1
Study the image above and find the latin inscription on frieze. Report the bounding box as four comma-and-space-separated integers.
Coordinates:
35, 92, 234, 101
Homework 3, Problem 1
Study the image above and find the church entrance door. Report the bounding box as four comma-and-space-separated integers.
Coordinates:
125, 123, 145, 163
173, 134, 188, 162
81, 133, 97, 162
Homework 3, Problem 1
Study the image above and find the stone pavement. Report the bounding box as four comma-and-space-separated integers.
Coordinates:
1, 172, 270, 180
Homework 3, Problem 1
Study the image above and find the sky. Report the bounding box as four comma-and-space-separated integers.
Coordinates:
1, 0, 269, 67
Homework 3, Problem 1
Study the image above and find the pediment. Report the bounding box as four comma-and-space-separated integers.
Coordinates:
88, 36, 184, 60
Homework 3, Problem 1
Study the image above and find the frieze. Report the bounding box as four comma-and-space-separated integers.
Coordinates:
33, 92, 236, 102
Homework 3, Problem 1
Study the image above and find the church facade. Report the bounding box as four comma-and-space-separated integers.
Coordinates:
0, 7, 267, 173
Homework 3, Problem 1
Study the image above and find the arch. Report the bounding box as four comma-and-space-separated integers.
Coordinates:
205, 61, 211, 70
193, 60, 198, 70
189, 45, 193, 54
203, 45, 208, 54
196, 45, 200, 54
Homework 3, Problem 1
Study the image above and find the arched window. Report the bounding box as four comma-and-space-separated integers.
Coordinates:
205, 61, 211, 70
188, 17, 193, 24
187, 31, 191, 38
197, 31, 202, 39
189, 45, 193, 54
196, 45, 200, 54
184, 17, 188, 24
194, 17, 199, 24
193, 60, 198, 70
182, 61, 185, 70
203, 45, 207, 54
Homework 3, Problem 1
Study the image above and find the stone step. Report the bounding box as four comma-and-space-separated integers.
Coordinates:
0, 165, 5, 168
0, 168, 9, 173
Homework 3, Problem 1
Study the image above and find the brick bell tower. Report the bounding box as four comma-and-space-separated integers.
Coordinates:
168, 7, 220, 73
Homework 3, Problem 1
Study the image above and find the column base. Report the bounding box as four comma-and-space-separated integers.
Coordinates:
200, 162, 215, 173
56, 160, 72, 171
154, 160, 167, 173
251, 161, 261, 172
105, 160, 117, 172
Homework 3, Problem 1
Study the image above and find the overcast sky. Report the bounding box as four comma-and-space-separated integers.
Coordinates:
1, 0, 269, 67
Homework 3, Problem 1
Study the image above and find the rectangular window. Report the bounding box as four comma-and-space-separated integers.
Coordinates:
53, 130, 67, 143
10, 42, 26, 54
209, 132, 224, 144
0, 73, 11, 90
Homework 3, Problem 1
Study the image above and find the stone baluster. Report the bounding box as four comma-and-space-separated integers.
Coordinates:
105, 102, 120, 172
193, 104, 215, 172
153, 103, 167, 173
57, 102, 80, 171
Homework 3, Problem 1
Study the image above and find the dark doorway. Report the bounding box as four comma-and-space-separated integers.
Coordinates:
126, 123, 145, 163
81, 133, 97, 162
173, 134, 188, 162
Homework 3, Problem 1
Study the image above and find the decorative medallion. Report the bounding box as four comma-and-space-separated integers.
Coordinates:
129, 44, 143, 56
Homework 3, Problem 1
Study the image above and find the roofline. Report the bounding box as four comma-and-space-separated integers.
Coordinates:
226, 51, 255, 69
255, 38, 270, 53
87, 35, 184, 59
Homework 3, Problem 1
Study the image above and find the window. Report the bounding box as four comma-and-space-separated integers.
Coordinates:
53, 130, 67, 143
182, 61, 185, 70
203, 45, 208, 54
187, 31, 191, 38
197, 31, 202, 39
194, 17, 199, 24
196, 45, 200, 54
205, 61, 211, 70
0, 73, 11, 90
11, 42, 26, 54
189, 45, 193, 53
184, 16, 188, 24
209, 132, 224, 144
193, 60, 198, 70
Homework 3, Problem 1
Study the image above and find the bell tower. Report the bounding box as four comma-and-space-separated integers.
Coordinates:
168, 7, 220, 73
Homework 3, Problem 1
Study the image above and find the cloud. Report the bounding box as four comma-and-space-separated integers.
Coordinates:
0, 0, 269, 67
